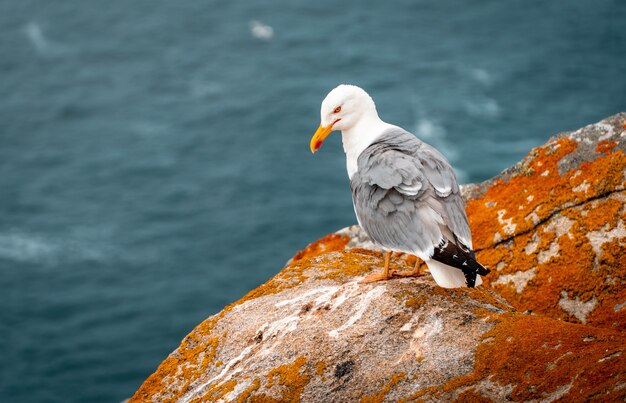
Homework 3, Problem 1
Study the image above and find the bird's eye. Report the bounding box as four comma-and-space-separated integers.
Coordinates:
333, 106, 342, 114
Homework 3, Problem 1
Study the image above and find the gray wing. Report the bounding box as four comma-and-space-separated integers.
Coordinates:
416, 141, 473, 249
350, 128, 472, 260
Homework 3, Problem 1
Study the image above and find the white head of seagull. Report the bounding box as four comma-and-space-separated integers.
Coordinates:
318, 85, 375, 132
311, 85, 395, 178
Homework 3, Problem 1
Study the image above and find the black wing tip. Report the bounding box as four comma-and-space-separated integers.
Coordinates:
463, 261, 490, 287
464, 271, 477, 288
432, 238, 490, 287
465, 265, 490, 288
477, 264, 490, 276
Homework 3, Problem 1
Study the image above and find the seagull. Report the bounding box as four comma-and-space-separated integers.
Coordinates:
310, 84, 489, 288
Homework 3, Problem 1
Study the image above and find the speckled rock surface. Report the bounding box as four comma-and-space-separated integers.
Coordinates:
464, 112, 626, 329
130, 249, 626, 402
130, 114, 626, 402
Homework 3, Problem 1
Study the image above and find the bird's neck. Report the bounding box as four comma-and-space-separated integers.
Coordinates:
341, 113, 395, 179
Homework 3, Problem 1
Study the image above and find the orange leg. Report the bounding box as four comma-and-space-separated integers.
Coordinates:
359, 251, 392, 283
392, 257, 424, 278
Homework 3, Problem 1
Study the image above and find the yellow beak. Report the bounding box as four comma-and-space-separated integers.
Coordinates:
310, 124, 334, 153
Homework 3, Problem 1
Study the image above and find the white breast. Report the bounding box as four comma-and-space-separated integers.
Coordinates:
345, 149, 360, 179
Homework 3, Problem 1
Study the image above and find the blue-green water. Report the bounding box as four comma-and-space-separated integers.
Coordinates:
1, 1, 625, 401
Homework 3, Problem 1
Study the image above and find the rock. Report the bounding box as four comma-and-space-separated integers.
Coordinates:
464, 113, 626, 329
130, 114, 626, 402
130, 251, 626, 402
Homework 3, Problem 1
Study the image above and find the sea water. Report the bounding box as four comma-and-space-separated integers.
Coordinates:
1, 0, 625, 401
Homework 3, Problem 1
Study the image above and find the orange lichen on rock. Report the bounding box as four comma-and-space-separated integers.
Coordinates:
467, 138, 626, 250
258, 356, 311, 402
129, 247, 389, 402
236, 378, 260, 403
476, 190, 626, 329
129, 313, 225, 403
464, 119, 626, 329
467, 137, 578, 249
596, 139, 618, 154
315, 361, 326, 377
238, 248, 384, 304
193, 378, 237, 402
415, 313, 626, 401
291, 233, 350, 262
453, 389, 493, 402
360, 372, 406, 403
475, 314, 626, 402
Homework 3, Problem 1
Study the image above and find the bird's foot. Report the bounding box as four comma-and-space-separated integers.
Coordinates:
391, 258, 424, 278
359, 270, 393, 284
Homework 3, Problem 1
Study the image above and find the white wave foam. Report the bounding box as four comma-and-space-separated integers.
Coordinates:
249, 20, 274, 41
23, 21, 68, 56
414, 117, 458, 160
0, 232, 56, 263
188, 79, 222, 98
0, 230, 111, 265
464, 98, 500, 118
24, 22, 48, 52
415, 117, 446, 140
413, 115, 468, 182
468, 67, 492, 85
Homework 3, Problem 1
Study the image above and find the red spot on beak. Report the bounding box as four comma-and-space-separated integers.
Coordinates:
314, 141, 322, 151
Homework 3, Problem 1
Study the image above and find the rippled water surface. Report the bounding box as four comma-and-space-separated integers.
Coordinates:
1, 1, 625, 401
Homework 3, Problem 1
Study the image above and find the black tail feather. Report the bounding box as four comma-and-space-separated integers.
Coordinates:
431, 238, 490, 288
